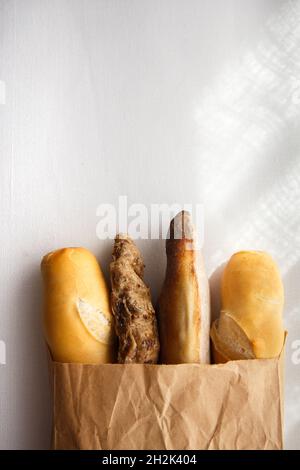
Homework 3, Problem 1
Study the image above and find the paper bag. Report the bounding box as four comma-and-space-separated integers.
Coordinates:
50, 351, 284, 450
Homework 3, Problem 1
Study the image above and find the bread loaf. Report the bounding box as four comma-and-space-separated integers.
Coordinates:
158, 211, 210, 364
211, 250, 284, 362
110, 234, 160, 363
41, 247, 115, 363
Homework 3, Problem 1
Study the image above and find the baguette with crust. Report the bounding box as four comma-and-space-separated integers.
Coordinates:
158, 211, 211, 364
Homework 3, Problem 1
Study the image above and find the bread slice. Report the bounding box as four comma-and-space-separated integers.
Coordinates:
158, 211, 210, 364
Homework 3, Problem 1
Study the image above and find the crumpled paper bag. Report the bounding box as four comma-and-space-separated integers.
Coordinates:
50, 351, 284, 450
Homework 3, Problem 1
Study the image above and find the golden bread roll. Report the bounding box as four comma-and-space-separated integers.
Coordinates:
211, 250, 284, 362
158, 211, 210, 364
110, 234, 160, 363
41, 247, 115, 363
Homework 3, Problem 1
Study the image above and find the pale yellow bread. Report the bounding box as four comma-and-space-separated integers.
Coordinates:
41, 247, 115, 363
211, 250, 284, 361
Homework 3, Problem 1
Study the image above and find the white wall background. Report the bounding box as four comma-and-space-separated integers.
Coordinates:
0, 0, 299, 449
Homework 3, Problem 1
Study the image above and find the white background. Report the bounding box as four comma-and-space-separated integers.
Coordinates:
0, 0, 299, 449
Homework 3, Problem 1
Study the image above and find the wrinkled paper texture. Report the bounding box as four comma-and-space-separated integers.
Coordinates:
50, 352, 284, 450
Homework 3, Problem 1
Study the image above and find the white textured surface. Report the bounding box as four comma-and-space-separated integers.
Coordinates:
0, 0, 299, 449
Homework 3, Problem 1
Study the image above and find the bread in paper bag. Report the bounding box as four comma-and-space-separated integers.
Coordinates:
211, 250, 284, 361
158, 211, 210, 364
51, 356, 284, 450
41, 247, 115, 363
110, 234, 160, 363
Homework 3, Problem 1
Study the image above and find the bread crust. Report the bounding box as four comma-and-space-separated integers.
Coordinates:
158, 211, 210, 364
211, 251, 284, 361
110, 235, 160, 364
41, 247, 115, 363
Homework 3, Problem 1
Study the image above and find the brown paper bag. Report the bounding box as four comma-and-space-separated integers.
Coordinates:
50, 350, 284, 450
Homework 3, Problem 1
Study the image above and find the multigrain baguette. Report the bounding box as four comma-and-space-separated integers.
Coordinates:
110, 234, 160, 363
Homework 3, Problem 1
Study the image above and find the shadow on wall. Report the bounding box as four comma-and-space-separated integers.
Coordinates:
137, 238, 167, 304
194, 0, 300, 273
95, 238, 114, 286
194, 1, 300, 449
209, 262, 226, 324
16, 263, 51, 449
